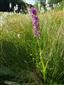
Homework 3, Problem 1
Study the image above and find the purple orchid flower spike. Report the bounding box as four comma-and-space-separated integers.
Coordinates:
30, 7, 40, 38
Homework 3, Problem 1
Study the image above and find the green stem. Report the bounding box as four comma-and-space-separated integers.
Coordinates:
37, 39, 47, 83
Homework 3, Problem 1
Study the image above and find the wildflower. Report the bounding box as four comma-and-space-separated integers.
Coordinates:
30, 7, 40, 38
17, 34, 20, 38
0, 16, 3, 30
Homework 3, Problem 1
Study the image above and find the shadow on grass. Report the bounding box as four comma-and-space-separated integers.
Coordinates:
0, 40, 36, 85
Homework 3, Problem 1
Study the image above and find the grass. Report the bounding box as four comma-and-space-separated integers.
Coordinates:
0, 9, 64, 85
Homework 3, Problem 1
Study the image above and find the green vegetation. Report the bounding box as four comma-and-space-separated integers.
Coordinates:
0, 9, 64, 85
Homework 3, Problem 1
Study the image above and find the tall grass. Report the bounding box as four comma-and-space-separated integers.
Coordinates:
0, 10, 64, 85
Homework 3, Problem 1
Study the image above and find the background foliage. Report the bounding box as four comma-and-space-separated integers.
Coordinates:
0, 6, 64, 85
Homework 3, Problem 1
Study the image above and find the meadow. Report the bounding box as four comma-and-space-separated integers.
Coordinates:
0, 9, 64, 85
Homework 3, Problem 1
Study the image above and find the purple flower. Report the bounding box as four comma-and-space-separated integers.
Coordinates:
30, 7, 40, 38
31, 7, 37, 15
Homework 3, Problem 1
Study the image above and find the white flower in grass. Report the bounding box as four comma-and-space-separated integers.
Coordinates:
0, 14, 7, 24
0, 24, 3, 31
30, 54, 32, 56
0, 16, 3, 23
24, 60, 28, 64
0, 16, 3, 30
17, 33, 20, 38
